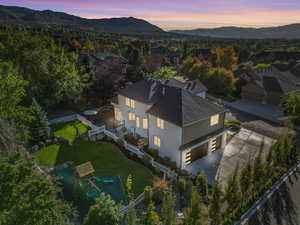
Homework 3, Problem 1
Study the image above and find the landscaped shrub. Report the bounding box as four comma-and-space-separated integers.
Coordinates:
147, 148, 160, 159
117, 139, 124, 147
124, 133, 141, 146
144, 186, 153, 206
142, 154, 152, 167
225, 120, 241, 132
178, 169, 190, 177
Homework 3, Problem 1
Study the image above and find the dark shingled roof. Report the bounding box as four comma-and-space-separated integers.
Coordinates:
162, 78, 207, 94
147, 88, 225, 126
262, 76, 283, 93
118, 79, 163, 104
118, 78, 224, 127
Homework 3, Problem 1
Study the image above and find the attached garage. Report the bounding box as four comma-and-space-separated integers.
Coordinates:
185, 142, 209, 165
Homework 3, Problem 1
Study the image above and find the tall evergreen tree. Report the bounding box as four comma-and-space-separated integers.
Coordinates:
125, 207, 138, 225
209, 183, 222, 225
29, 98, 51, 144
161, 193, 176, 225
224, 163, 241, 211
239, 162, 253, 204
140, 202, 160, 225
196, 171, 209, 201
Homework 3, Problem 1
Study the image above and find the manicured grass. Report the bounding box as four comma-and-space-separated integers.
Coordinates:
36, 120, 153, 195
37, 141, 153, 195
36, 144, 61, 168
51, 120, 88, 143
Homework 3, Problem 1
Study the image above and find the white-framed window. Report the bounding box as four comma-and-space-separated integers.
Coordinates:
143, 118, 148, 129
125, 97, 130, 107
156, 118, 164, 129
128, 112, 136, 121
125, 97, 135, 109
114, 108, 121, 121
136, 116, 140, 128
210, 114, 220, 126
130, 99, 135, 108
154, 136, 161, 148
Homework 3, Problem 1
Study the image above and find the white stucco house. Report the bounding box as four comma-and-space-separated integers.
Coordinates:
112, 78, 227, 172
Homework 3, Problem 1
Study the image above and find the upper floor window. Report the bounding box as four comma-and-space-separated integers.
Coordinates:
157, 118, 164, 129
143, 118, 148, 129
125, 97, 135, 108
115, 108, 121, 121
128, 112, 136, 121
136, 117, 140, 128
154, 136, 161, 148
125, 97, 130, 107
210, 114, 220, 126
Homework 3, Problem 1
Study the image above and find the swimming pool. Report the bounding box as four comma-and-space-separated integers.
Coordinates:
51, 164, 127, 219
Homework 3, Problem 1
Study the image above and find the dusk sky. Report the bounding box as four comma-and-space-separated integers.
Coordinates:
1, 0, 300, 30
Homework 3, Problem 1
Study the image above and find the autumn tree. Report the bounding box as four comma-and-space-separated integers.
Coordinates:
214, 46, 238, 71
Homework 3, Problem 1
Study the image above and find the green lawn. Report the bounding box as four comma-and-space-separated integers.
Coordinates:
36, 121, 153, 195
51, 120, 89, 143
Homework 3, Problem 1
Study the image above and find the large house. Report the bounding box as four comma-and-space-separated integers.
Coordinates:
112, 78, 227, 171
241, 65, 300, 105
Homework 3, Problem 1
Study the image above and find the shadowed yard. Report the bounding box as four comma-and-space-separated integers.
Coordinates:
36, 121, 153, 195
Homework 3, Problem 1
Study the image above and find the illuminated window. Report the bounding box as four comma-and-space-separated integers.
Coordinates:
115, 108, 121, 121
154, 136, 161, 148
136, 117, 140, 128
210, 114, 220, 126
157, 118, 164, 129
130, 99, 135, 108
143, 118, 148, 129
128, 112, 136, 121
125, 97, 130, 107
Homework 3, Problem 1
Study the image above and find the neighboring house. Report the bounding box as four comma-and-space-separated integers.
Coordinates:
81, 50, 127, 83
147, 46, 181, 72
241, 65, 300, 105
112, 78, 227, 170
192, 48, 213, 61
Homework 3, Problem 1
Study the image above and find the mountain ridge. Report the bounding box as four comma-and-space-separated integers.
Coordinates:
0, 5, 165, 35
170, 24, 300, 39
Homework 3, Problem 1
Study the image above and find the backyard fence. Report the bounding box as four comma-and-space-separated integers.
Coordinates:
121, 192, 145, 214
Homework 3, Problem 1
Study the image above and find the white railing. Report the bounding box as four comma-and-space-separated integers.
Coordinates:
121, 192, 145, 213
104, 130, 119, 141
88, 126, 105, 137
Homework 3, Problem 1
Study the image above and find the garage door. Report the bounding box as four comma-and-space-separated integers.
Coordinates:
185, 142, 209, 165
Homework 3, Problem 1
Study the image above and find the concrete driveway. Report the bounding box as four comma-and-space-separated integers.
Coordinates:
186, 128, 276, 186
216, 128, 276, 187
